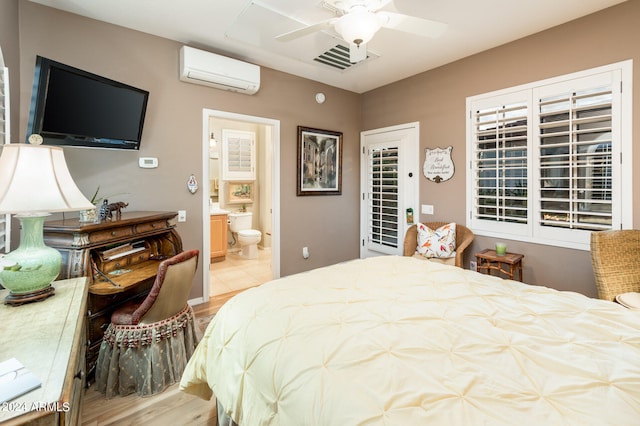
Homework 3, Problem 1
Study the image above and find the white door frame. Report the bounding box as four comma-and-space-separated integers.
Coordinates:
196, 109, 280, 304
360, 122, 420, 258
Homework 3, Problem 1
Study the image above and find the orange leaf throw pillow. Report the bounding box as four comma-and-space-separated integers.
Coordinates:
416, 223, 457, 258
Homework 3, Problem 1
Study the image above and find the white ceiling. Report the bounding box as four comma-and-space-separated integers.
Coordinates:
30, 0, 627, 94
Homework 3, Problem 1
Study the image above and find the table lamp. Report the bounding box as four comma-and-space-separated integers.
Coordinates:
0, 137, 93, 305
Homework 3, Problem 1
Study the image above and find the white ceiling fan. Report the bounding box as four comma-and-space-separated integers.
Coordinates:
276, 0, 448, 63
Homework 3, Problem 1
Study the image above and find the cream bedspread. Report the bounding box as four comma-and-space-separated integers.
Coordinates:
180, 256, 640, 425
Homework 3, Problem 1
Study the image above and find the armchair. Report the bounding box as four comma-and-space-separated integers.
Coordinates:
404, 222, 474, 268
590, 230, 640, 302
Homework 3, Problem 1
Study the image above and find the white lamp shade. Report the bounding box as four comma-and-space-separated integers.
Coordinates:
0, 144, 94, 213
335, 9, 382, 45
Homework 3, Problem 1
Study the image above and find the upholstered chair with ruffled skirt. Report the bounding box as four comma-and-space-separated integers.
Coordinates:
95, 249, 201, 398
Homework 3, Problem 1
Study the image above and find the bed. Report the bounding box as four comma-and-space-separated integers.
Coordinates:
180, 255, 640, 425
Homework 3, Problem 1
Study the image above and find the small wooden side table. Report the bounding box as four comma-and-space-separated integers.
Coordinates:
475, 249, 524, 282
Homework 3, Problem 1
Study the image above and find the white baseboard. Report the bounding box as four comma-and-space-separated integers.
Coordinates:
188, 296, 206, 307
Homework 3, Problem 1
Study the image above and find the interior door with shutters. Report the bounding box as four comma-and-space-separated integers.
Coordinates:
360, 123, 419, 258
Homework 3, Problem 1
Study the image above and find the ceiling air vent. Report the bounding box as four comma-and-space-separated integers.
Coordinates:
313, 44, 377, 70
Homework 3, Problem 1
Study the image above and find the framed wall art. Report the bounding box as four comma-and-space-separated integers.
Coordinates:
297, 126, 342, 196
227, 181, 254, 204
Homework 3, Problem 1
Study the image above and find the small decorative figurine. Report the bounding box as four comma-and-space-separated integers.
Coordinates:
99, 199, 129, 221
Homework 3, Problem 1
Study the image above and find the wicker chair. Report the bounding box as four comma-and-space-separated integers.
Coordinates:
590, 230, 640, 302
403, 222, 474, 268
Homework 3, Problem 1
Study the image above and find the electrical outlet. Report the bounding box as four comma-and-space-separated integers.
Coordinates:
178, 210, 187, 222
469, 260, 477, 271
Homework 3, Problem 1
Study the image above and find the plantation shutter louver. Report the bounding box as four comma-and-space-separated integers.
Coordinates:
227, 137, 252, 172
367, 146, 400, 252
222, 130, 256, 181
538, 86, 613, 230
472, 101, 529, 225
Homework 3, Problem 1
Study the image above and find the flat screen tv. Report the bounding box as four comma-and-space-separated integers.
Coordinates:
26, 56, 149, 150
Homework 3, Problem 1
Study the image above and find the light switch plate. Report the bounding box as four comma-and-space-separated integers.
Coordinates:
421, 204, 434, 215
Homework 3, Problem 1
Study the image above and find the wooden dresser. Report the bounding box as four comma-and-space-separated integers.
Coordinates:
43, 211, 183, 379
0, 278, 88, 426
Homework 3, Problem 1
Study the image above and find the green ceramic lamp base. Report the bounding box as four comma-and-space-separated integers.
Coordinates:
0, 214, 61, 306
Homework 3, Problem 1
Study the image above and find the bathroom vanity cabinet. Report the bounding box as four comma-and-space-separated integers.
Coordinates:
210, 213, 228, 262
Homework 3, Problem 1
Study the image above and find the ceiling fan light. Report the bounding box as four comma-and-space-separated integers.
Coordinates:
335, 9, 381, 46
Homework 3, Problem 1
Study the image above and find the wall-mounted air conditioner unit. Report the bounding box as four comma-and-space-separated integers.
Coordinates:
179, 46, 260, 95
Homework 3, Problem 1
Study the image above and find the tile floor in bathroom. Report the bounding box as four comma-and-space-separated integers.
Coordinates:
210, 247, 273, 297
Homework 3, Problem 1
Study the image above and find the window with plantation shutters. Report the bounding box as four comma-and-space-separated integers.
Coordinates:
222, 129, 255, 181
467, 61, 632, 250
0, 62, 10, 253
367, 146, 400, 252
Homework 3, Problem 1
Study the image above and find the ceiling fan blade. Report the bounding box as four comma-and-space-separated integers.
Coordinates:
379, 11, 448, 38
275, 20, 335, 42
349, 42, 368, 63
323, 0, 393, 12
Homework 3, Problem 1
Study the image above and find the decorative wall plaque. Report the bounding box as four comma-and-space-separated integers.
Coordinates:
423, 146, 454, 183
187, 174, 199, 194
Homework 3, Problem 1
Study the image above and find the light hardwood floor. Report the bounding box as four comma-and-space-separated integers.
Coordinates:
81, 249, 273, 425
81, 381, 217, 426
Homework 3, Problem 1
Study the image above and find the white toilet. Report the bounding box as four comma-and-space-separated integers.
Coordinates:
228, 212, 262, 259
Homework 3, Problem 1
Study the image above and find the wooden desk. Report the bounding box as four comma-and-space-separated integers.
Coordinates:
475, 249, 524, 282
0, 278, 87, 426
43, 211, 183, 380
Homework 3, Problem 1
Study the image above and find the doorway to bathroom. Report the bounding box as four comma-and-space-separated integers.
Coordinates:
201, 109, 280, 303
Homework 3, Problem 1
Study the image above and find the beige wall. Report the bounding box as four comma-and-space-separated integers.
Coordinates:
3, 1, 638, 300
7, 1, 361, 300
362, 0, 640, 297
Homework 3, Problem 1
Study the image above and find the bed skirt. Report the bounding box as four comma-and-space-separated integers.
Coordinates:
217, 400, 238, 426
95, 304, 201, 398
